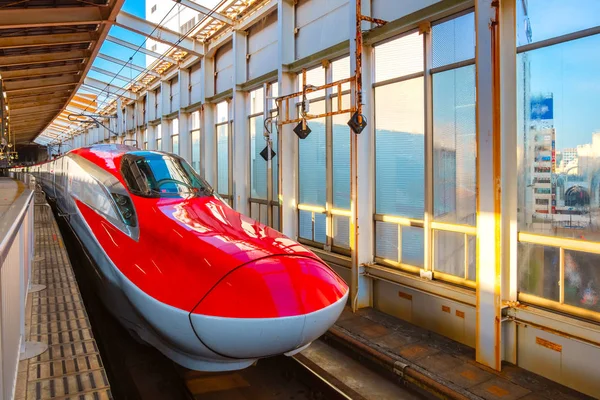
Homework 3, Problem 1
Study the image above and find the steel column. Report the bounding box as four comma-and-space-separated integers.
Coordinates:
277, 0, 298, 239
232, 30, 249, 215
475, 0, 503, 371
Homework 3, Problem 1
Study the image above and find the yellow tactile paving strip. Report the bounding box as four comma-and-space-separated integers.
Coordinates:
15, 203, 112, 400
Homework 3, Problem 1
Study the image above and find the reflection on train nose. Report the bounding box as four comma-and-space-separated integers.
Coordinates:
189, 256, 348, 359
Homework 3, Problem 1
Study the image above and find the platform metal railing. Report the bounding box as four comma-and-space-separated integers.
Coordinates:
0, 179, 35, 400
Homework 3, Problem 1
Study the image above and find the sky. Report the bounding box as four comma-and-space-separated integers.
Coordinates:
519, 0, 600, 151
84, 0, 146, 110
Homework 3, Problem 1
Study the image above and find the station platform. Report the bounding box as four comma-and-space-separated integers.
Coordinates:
5, 179, 594, 400
13, 199, 112, 400
327, 307, 593, 400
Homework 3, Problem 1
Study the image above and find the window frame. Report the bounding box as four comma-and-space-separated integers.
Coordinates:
372, 11, 477, 289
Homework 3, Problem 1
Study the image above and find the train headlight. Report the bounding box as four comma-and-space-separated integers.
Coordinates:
111, 193, 137, 227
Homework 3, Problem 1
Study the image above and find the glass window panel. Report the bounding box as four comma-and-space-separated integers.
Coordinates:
375, 221, 399, 261
299, 210, 313, 240
299, 66, 326, 100
250, 201, 259, 220
299, 101, 326, 206
314, 212, 327, 244
171, 135, 179, 155
156, 124, 162, 139
518, 243, 559, 302
191, 111, 200, 130
517, 35, 600, 240
517, 1, 600, 47
172, 118, 179, 136
564, 250, 600, 312
402, 226, 424, 268
374, 32, 423, 82
269, 82, 279, 110
333, 215, 350, 249
217, 124, 229, 195
156, 138, 161, 150
434, 230, 465, 278
273, 205, 280, 231
216, 101, 228, 123
333, 95, 351, 209
192, 130, 200, 172
332, 56, 351, 92
271, 112, 279, 197
250, 88, 264, 114
250, 115, 267, 199
433, 65, 476, 225
260, 204, 268, 225
375, 78, 425, 218
432, 12, 475, 68
468, 235, 476, 282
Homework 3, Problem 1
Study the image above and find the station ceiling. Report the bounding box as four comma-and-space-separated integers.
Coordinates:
0, 0, 122, 144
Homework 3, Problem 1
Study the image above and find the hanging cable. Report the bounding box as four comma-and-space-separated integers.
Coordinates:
50, 0, 230, 145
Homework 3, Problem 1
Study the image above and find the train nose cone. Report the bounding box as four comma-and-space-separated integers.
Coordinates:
189, 255, 348, 359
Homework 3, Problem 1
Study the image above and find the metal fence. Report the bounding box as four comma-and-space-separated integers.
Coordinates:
0, 177, 35, 400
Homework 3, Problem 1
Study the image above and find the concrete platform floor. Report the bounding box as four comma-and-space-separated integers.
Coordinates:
14, 202, 112, 400
333, 307, 594, 400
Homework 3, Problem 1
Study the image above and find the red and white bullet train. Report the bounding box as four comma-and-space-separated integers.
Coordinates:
17, 144, 348, 371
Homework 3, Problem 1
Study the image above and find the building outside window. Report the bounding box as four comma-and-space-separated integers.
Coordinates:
516, 2, 600, 319
142, 128, 148, 150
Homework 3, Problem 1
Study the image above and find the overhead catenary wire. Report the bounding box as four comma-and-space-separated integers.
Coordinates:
48, 1, 180, 144
50, 0, 230, 146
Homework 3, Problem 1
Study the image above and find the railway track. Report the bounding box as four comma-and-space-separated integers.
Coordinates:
51, 199, 353, 400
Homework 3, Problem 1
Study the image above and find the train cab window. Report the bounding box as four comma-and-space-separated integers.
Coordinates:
121, 151, 213, 198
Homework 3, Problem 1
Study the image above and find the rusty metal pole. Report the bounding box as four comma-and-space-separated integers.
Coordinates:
350, 0, 362, 312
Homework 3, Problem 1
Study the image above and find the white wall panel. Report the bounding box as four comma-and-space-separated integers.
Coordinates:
371, 0, 441, 23
190, 62, 202, 104
373, 279, 476, 347
295, 0, 349, 60
215, 41, 233, 94
248, 11, 278, 80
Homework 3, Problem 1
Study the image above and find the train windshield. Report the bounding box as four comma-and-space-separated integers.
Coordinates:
120, 152, 213, 198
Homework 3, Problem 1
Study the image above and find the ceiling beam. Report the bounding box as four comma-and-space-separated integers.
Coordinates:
83, 77, 136, 100
6, 82, 78, 95
11, 104, 64, 116
114, 11, 203, 57
71, 95, 97, 108
4, 75, 80, 92
0, 50, 89, 67
90, 66, 136, 83
10, 98, 68, 111
97, 53, 160, 77
7, 91, 73, 103
0, 64, 82, 80
0, 32, 98, 49
0, 6, 105, 29
106, 35, 177, 63
174, 0, 232, 25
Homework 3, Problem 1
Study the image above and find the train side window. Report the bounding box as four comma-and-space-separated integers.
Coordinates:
69, 161, 121, 224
